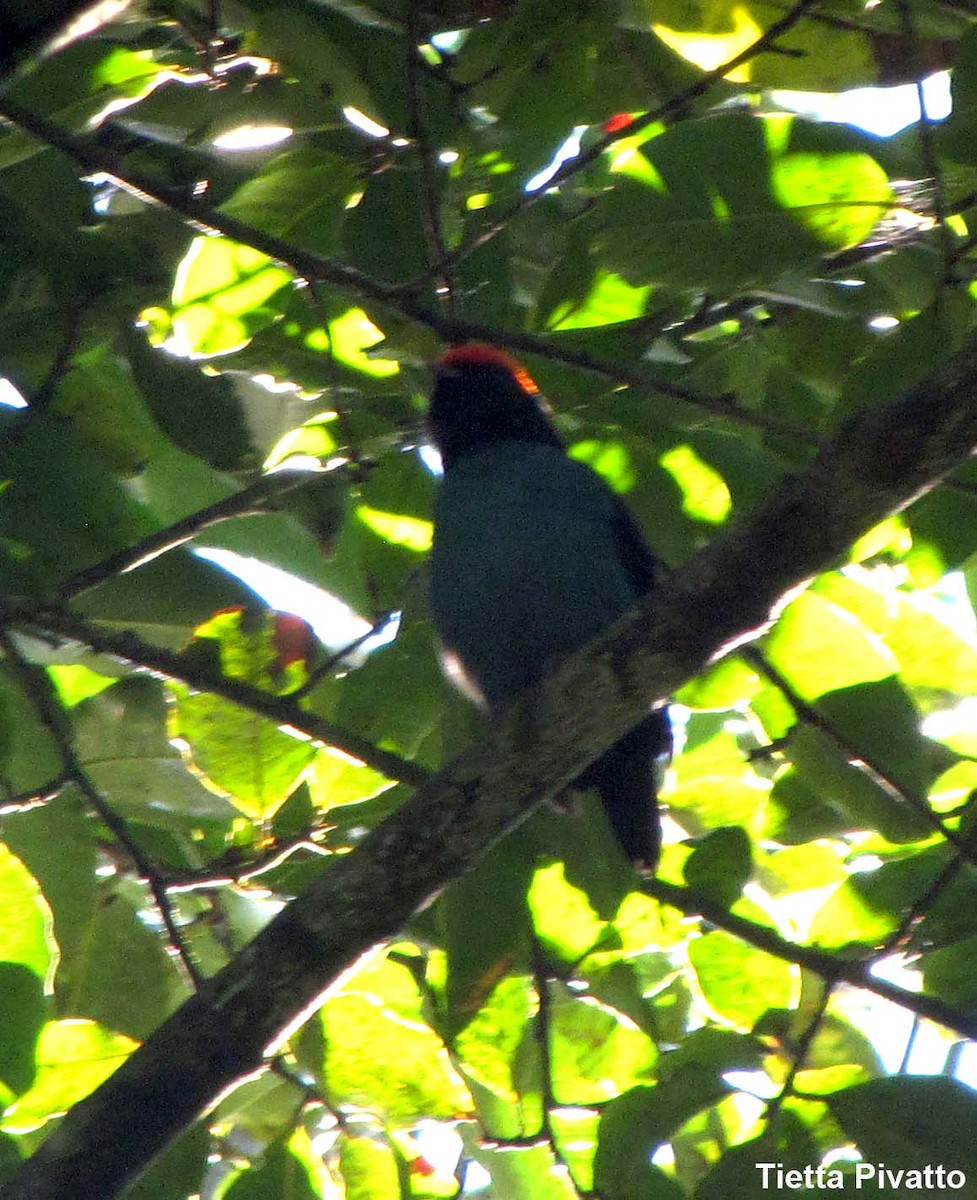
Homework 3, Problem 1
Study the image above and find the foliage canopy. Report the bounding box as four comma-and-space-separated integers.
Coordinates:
2, 0, 977, 1196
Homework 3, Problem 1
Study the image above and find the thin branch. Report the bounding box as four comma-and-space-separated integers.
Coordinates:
29, 299, 89, 418
3, 600, 431, 788
0, 774, 73, 815
0, 629, 202, 988
530, 938, 582, 1193
404, 1, 455, 304
58, 468, 336, 600
645, 879, 977, 1038
763, 980, 833, 1130
880, 840, 974, 957
294, 610, 398, 700
161, 831, 330, 892
898, 1015, 922, 1074
743, 645, 970, 861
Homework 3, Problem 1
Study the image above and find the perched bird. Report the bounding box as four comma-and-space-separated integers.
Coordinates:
427, 342, 670, 870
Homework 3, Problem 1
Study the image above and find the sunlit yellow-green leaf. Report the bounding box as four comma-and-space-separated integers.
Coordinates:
356, 505, 432, 552
529, 863, 606, 961
653, 5, 761, 82
569, 439, 637, 493
0, 846, 55, 986
808, 879, 899, 950
306, 747, 393, 812
2, 1020, 139, 1133
47, 664, 115, 708
168, 237, 291, 357
660, 444, 732, 524
318, 966, 470, 1123
170, 685, 315, 822
340, 1134, 401, 1200
329, 308, 399, 378
770, 152, 891, 247
455, 975, 532, 1114
264, 412, 339, 469
764, 590, 896, 700
551, 271, 652, 330
689, 932, 795, 1027
677, 656, 760, 709
816, 570, 977, 694
850, 517, 912, 563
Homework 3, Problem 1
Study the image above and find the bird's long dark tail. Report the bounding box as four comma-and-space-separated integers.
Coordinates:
575, 712, 670, 871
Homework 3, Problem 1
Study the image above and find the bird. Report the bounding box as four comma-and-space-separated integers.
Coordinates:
426, 342, 670, 870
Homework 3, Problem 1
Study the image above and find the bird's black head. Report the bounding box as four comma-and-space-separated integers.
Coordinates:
428, 343, 564, 470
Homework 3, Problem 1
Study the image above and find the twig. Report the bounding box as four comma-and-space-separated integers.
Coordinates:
764, 980, 832, 1129
404, 2, 455, 304
294, 611, 398, 699
30, 299, 89, 417
742, 646, 968, 860
530, 938, 582, 1193
645, 878, 977, 1038
0, 628, 202, 988
58, 468, 335, 600
0, 773, 73, 814
898, 1015, 922, 1074
401, 0, 823, 284
3, 600, 431, 788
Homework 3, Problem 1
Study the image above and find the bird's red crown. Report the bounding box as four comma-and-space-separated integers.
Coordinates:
439, 343, 541, 396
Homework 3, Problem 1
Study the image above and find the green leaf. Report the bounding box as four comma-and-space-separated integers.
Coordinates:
338, 1134, 402, 1200
682, 826, 752, 909
74, 676, 238, 825
0, 845, 56, 984
594, 1070, 729, 1199
0, 791, 98, 990
439, 836, 533, 1037
345, 165, 431, 286
549, 982, 657, 1104
688, 932, 795, 1027
315, 955, 470, 1124
122, 325, 253, 471
0, 966, 44, 1097
454, 975, 535, 1140
121, 1125, 211, 1200
1, 1020, 139, 1134
596, 113, 889, 292
164, 237, 292, 357
786, 723, 932, 843
815, 569, 977, 694
764, 590, 896, 699
225, 1134, 322, 1200
0, 412, 148, 595
67, 884, 190, 1040
75, 548, 263, 650
828, 1077, 977, 1180
220, 148, 356, 257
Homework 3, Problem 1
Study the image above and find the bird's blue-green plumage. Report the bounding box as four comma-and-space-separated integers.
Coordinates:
427, 345, 669, 868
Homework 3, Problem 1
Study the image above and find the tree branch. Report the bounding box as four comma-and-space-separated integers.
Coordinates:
646, 879, 977, 1038
4, 318, 977, 1200
3, 601, 431, 788
57, 468, 338, 600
